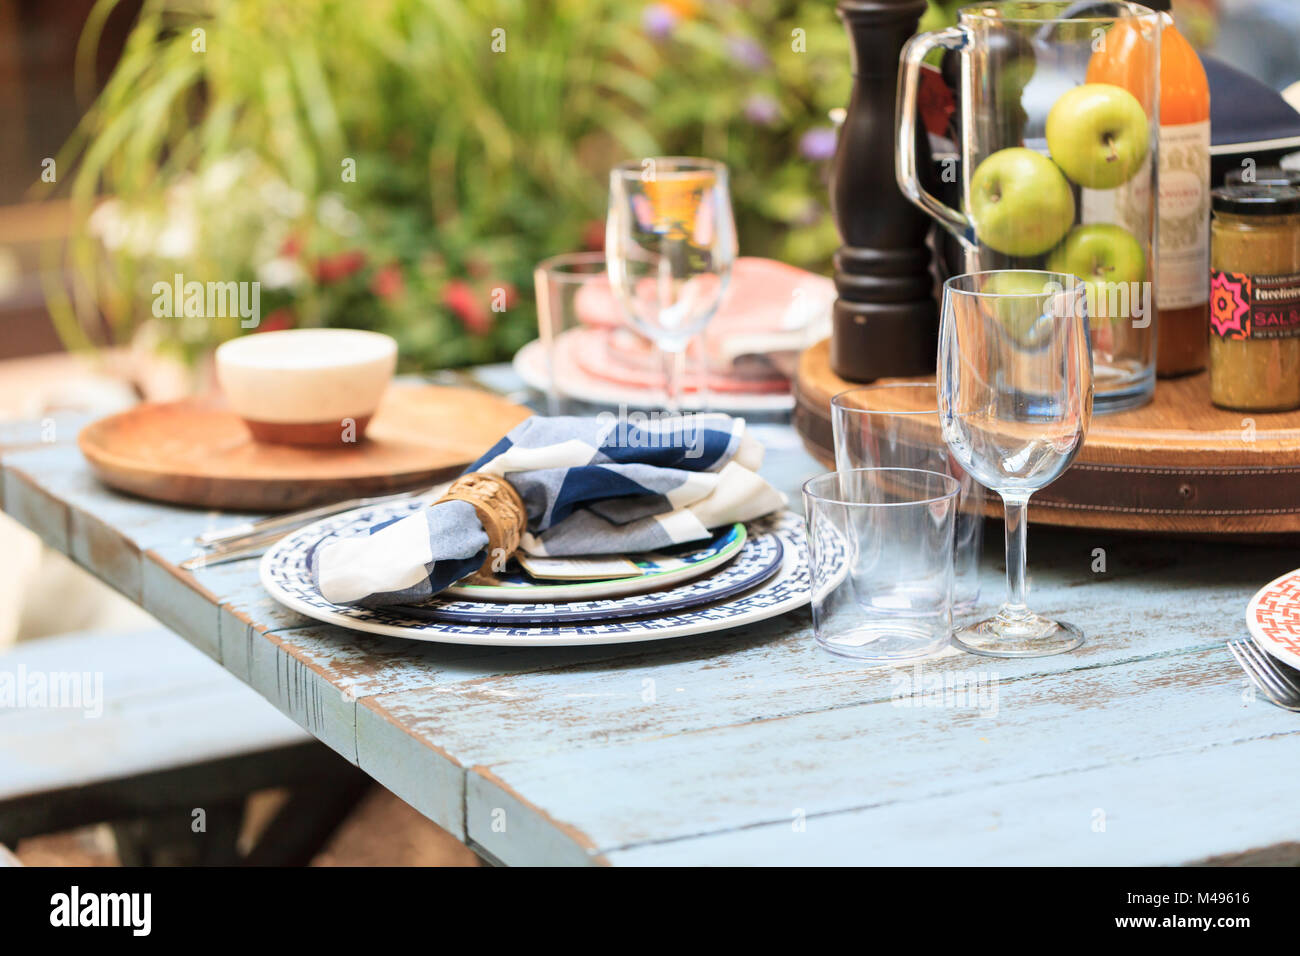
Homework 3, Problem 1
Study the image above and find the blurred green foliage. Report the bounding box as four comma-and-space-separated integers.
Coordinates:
51, 0, 855, 371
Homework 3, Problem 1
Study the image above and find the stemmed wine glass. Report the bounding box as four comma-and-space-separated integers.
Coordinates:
606, 157, 736, 413
938, 270, 1093, 657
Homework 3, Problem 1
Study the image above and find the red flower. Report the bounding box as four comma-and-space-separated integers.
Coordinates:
256, 308, 296, 333
582, 219, 606, 251
314, 250, 366, 283
279, 232, 303, 258
443, 279, 493, 336
371, 265, 405, 301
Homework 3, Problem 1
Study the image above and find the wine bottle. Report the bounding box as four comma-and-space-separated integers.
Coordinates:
1087, 0, 1211, 377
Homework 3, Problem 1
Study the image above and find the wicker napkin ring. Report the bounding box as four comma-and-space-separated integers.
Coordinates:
435, 472, 527, 579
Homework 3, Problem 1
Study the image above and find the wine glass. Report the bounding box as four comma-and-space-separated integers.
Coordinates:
606, 157, 736, 413
938, 270, 1093, 657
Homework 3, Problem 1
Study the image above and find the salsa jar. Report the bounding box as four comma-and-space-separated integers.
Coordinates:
1209, 185, 1300, 411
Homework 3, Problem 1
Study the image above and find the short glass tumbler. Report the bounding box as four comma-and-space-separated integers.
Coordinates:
533, 251, 607, 416
831, 383, 984, 610
803, 468, 959, 664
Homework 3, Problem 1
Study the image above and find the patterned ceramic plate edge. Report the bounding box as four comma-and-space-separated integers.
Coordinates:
399, 532, 783, 624
259, 510, 814, 647
1245, 567, 1300, 671
445, 523, 747, 602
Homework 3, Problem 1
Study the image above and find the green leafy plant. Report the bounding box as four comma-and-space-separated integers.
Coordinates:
50, 0, 851, 371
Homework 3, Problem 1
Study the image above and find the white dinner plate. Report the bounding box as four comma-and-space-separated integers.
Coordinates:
259, 509, 814, 646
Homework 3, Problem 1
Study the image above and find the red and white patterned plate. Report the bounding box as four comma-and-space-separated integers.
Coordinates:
1245, 568, 1300, 670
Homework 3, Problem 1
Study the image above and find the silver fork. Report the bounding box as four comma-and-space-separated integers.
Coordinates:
1227, 637, 1300, 712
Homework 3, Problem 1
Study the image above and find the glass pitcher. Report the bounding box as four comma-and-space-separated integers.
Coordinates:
898, 1, 1161, 413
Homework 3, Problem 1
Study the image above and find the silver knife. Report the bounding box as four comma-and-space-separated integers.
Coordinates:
195, 490, 427, 548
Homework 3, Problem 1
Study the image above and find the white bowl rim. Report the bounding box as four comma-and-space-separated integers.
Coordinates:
216, 328, 397, 369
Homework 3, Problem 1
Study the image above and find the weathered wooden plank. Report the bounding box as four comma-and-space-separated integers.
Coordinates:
217, 583, 314, 682
225, 620, 605, 768
0, 628, 309, 799
0, 412, 88, 515
68, 508, 143, 603
5, 444, 250, 551
341, 518, 1291, 860
0, 412, 89, 451
242, 626, 360, 761
274, 623, 657, 774
141, 549, 223, 661
361, 527, 1281, 840
604, 731, 1300, 865
141, 536, 314, 667
349, 637, 682, 836
2, 459, 69, 553
354, 703, 467, 839
464, 644, 1294, 863
467, 768, 606, 866
3, 444, 261, 608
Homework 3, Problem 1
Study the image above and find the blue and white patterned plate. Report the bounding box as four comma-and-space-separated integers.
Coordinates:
446, 523, 749, 602
398, 532, 782, 625
259, 510, 812, 646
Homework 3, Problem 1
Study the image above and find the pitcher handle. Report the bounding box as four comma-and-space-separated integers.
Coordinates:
896, 26, 974, 249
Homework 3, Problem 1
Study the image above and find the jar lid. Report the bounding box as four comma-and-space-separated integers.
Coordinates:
1225, 166, 1300, 188
1212, 184, 1300, 216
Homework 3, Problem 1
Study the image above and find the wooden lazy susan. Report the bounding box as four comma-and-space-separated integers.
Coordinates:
79, 384, 532, 512
795, 339, 1300, 536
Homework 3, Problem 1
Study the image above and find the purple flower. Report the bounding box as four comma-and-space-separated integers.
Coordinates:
743, 94, 780, 127
642, 4, 679, 40
727, 35, 770, 71
799, 127, 838, 162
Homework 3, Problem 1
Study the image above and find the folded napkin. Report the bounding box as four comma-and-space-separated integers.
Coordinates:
314, 413, 786, 607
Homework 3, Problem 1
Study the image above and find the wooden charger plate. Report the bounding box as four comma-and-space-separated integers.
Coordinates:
794, 339, 1300, 536
79, 384, 532, 511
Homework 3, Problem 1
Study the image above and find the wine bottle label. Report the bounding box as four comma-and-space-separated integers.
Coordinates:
1080, 153, 1153, 238
1157, 120, 1211, 310
1210, 270, 1300, 339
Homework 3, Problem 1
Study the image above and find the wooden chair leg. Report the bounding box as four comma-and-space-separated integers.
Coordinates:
242, 768, 371, 866
111, 797, 244, 867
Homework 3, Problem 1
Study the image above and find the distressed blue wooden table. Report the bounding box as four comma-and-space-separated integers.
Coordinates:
3, 369, 1300, 865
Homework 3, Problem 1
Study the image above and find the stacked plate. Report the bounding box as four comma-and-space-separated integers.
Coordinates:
1246, 570, 1300, 672
513, 335, 794, 415
260, 505, 816, 646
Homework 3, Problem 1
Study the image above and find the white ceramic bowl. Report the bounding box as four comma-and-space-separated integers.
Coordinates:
215, 329, 397, 446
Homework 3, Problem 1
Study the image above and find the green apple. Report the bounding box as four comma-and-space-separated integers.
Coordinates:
981, 270, 1070, 348
1045, 83, 1150, 189
1046, 223, 1147, 327
968, 147, 1075, 257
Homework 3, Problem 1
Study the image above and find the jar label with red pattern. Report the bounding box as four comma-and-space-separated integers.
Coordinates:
1210, 270, 1300, 340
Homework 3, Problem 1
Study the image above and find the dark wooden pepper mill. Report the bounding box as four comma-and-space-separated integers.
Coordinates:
830, 0, 938, 382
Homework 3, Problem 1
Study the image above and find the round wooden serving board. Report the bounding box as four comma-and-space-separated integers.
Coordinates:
795, 339, 1300, 536
79, 384, 532, 512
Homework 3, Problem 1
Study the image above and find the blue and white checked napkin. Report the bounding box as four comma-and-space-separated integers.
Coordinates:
315, 413, 786, 606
